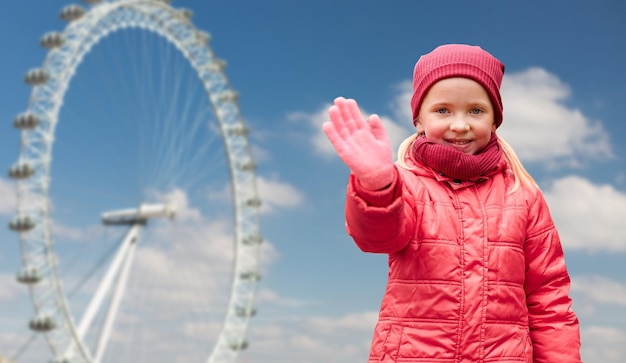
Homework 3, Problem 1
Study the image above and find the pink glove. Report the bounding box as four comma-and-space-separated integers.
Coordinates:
322, 97, 394, 190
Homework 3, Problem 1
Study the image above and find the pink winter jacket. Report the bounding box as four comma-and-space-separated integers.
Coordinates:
345, 154, 581, 363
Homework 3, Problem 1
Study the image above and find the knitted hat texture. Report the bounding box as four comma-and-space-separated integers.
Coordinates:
410, 44, 505, 128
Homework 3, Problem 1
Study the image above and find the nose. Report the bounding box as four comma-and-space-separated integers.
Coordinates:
449, 115, 470, 132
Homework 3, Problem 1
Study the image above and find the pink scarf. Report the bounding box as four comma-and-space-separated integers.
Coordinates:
411, 133, 503, 181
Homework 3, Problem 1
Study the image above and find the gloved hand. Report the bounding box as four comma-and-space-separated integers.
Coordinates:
322, 97, 394, 190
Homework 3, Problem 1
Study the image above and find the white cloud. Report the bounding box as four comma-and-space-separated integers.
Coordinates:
289, 106, 338, 158
123, 215, 236, 311
156, 188, 202, 222
254, 288, 310, 308
0, 178, 16, 215
207, 174, 303, 215
259, 236, 280, 272
498, 67, 613, 166
101, 317, 223, 363
256, 175, 304, 214
388, 80, 414, 124
543, 175, 626, 251
307, 311, 380, 333
0, 273, 22, 302
250, 143, 272, 163
581, 326, 626, 363
378, 113, 415, 160
571, 275, 626, 306
0, 331, 49, 363
244, 311, 376, 363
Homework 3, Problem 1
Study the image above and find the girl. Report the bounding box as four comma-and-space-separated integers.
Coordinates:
322, 44, 581, 362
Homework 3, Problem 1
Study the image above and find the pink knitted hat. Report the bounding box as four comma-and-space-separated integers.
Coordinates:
410, 44, 505, 128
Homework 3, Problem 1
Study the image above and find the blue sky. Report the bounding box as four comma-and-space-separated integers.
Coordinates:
1, 1, 625, 362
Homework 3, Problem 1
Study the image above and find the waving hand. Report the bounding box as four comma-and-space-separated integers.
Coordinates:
322, 97, 394, 190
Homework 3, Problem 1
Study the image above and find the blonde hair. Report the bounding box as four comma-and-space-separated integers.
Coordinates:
396, 133, 537, 193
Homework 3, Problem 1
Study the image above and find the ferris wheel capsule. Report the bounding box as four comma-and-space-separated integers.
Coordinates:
218, 90, 240, 103
239, 271, 261, 281
237, 159, 256, 171
205, 59, 227, 73
235, 306, 257, 317
40, 32, 65, 49
228, 340, 248, 351
242, 234, 263, 245
8, 162, 35, 179
197, 31, 211, 44
9, 215, 36, 232
245, 197, 262, 208
24, 68, 50, 85
226, 123, 249, 136
29, 314, 57, 332
179, 8, 193, 20
50, 357, 73, 363
82, 0, 102, 4
16, 266, 43, 284
60, 5, 86, 22
13, 112, 40, 129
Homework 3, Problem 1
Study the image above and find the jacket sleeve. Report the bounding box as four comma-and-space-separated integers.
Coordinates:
523, 189, 581, 363
344, 166, 415, 254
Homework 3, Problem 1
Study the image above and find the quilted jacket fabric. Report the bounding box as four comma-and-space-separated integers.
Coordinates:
344, 154, 581, 363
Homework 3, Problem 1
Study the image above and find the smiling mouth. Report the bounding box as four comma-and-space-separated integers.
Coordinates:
445, 139, 472, 145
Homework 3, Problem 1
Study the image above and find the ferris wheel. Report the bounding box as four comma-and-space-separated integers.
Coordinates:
9, 1, 262, 362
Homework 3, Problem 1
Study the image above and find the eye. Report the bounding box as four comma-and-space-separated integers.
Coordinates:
470, 108, 482, 115
436, 108, 448, 114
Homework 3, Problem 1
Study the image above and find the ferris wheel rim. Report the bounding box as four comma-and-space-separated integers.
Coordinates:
12, 1, 262, 362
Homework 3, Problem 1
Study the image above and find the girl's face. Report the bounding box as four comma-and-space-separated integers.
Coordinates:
416, 77, 496, 155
